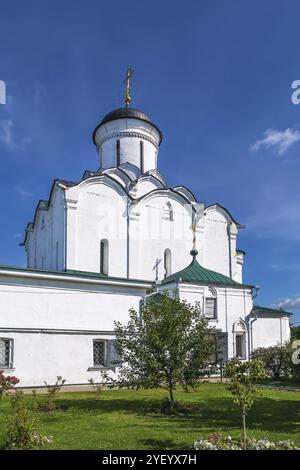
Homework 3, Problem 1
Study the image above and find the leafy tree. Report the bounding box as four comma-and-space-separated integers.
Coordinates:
251, 343, 292, 380
291, 339, 300, 381
291, 325, 300, 340
114, 293, 214, 411
225, 359, 265, 449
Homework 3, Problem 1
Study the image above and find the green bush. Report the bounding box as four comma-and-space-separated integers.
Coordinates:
252, 343, 292, 380
44, 376, 66, 411
5, 392, 37, 449
5, 391, 53, 449
0, 371, 19, 400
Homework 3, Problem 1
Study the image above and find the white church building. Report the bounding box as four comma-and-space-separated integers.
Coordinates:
0, 94, 292, 387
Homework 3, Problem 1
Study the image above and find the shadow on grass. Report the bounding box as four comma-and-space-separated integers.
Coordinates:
138, 438, 180, 450
54, 394, 300, 436
148, 397, 300, 437
55, 396, 165, 416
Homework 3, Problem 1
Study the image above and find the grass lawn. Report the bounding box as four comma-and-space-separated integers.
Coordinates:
0, 384, 299, 450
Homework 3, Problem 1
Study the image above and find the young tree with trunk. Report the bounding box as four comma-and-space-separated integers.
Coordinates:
114, 293, 214, 411
225, 359, 265, 449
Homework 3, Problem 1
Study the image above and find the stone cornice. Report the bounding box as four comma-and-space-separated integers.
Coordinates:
0, 267, 152, 290
0, 327, 116, 335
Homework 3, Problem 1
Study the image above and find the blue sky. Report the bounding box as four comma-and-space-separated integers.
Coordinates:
0, 0, 300, 323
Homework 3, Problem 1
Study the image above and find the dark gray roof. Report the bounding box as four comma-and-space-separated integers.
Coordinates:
101, 107, 152, 125
93, 107, 163, 145
0, 265, 152, 286
251, 305, 293, 316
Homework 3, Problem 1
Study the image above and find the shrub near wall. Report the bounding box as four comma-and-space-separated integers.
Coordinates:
252, 343, 292, 380
0, 371, 19, 399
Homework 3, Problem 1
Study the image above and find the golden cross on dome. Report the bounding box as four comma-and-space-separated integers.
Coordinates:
124, 67, 133, 108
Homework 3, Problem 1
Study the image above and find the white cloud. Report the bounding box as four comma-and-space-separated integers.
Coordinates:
0, 119, 13, 146
14, 186, 33, 197
273, 296, 300, 311
266, 263, 300, 271
0, 119, 32, 150
250, 128, 300, 155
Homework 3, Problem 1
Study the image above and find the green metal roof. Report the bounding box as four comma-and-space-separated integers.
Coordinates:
252, 305, 293, 316
161, 258, 252, 288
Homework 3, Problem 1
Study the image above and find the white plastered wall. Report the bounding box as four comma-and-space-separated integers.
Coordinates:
0, 271, 150, 386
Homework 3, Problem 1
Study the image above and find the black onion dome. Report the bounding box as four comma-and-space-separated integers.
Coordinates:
93, 107, 162, 145
101, 107, 152, 125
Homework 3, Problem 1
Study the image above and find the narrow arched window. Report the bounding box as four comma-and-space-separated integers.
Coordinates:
116, 140, 120, 166
164, 249, 172, 278
235, 334, 245, 358
163, 202, 174, 221
55, 241, 59, 271
140, 141, 144, 173
100, 239, 109, 275
233, 320, 247, 359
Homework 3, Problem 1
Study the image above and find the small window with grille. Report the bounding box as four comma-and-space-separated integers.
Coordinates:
93, 340, 106, 367
205, 298, 217, 319
0, 339, 13, 368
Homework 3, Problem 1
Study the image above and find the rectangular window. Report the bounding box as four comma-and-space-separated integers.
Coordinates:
93, 340, 106, 367
205, 298, 217, 319
0, 339, 13, 368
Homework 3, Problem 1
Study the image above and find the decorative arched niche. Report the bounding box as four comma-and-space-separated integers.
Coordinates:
233, 319, 247, 359
162, 201, 174, 221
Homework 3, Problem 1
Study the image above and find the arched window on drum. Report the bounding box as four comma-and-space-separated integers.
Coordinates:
100, 239, 109, 275
164, 249, 172, 278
